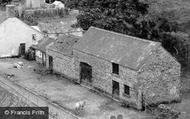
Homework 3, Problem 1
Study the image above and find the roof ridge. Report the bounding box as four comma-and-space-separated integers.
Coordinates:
90, 26, 160, 44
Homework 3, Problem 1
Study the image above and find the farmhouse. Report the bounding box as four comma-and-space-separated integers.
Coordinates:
46, 35, 80, 79
72, 27, 181, 109
31, 37, 54, 66
0, 17, 43, 58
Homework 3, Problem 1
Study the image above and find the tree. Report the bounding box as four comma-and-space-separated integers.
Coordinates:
0, 0, 11, 4
75, 0, 177, 39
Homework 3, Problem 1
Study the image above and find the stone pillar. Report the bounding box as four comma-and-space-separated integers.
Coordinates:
137, 89, 144, 111
6, 4, 16, 18
73, 57, 81, 84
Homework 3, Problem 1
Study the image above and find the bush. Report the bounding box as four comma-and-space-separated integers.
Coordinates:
24, 48, 35, 61
146, 105, 180, 119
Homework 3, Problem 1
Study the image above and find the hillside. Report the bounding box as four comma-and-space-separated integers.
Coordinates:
143, 0, 190, 34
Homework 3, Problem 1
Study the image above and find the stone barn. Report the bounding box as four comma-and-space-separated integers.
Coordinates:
46, 35, 80, 79
73, 27, 181, 110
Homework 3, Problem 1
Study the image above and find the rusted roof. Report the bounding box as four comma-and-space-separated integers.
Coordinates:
74, 27, 161, 70
47, 35, 80, 56
32, 37, 54, 52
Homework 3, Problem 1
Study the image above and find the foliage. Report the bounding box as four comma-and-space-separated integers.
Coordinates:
20, 14, 38, 26
0, 0, 11, 5
65, 0, 80, 9
146, 105, 180, 119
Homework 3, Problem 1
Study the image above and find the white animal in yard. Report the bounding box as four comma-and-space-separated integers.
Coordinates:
75, 101, 86, 110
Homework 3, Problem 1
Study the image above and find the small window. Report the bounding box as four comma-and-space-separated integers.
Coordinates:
112, 63, 119, 75
124, 85, 130, 95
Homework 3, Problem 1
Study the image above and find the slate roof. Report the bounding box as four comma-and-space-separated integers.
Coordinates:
32, 37, 54, 52
47, 35, 80, 56
74, 27, 161, 70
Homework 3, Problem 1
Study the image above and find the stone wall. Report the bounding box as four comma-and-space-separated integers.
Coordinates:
46, 49, 77, 81
137, 46, 181, 105
24, 8, 68, 18
73, 50, 139, 106
35, 50, 43, 64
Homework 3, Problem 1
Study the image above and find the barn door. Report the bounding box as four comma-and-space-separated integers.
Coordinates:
80, 62, 92, 86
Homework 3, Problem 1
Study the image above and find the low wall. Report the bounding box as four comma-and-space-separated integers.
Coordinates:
24, 8, 69, 18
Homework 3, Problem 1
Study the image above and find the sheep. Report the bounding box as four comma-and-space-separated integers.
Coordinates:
75, 101, 86, 112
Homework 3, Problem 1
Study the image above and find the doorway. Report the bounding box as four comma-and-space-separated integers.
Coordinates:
49, 56, 53, 71
112, 80, 120, 97
19, 43, 26, 56
80, 62, 92, 85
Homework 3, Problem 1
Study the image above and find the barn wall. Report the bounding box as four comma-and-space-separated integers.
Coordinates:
35, 50, 43, 64
46, 49, 78, 81
35, 50, 46, 65
138, 46, 181, 105
73, 50, 139, 106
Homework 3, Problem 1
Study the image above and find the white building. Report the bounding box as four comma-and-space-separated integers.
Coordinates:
0, 17, 43, 57
24, 0, 45, 8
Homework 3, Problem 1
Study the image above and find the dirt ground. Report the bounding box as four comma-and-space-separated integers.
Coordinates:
0, 58, 152, 119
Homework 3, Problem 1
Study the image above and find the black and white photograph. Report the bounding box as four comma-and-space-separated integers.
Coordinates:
0, 0, 189, 119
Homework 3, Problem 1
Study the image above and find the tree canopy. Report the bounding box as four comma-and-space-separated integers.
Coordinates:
0, 0, 11, 5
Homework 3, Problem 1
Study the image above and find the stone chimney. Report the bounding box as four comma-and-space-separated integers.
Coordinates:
6, 4, 16, 18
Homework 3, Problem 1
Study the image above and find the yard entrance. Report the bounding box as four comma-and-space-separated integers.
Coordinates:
48, 56, 53, 72
112, 80, 120, 97
80, 62, 92, 86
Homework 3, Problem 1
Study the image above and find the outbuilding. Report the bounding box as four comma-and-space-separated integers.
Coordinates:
72, 27, 181, 110
46, 35, 80, 79
0, 17, 43, 57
